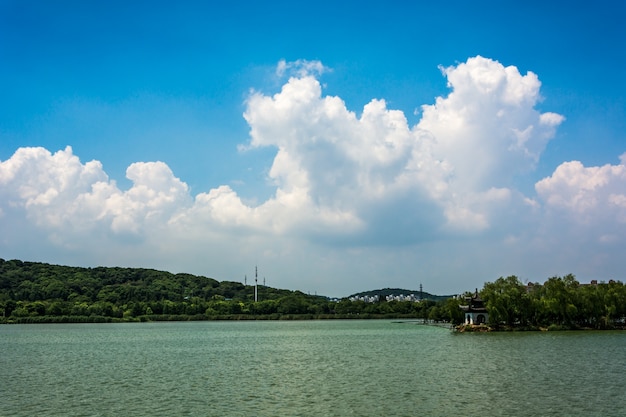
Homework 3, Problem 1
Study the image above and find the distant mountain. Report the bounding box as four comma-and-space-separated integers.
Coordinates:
348, 287, 455, 302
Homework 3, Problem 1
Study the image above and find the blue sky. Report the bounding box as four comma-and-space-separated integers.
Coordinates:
1, 0, 625, 297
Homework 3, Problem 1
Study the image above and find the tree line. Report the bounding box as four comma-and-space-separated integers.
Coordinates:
3, 259, 623, 329
0, 259, 460, 323
479, 274, 626, 330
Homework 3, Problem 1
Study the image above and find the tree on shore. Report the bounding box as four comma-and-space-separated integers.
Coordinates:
480, 274, 626, 329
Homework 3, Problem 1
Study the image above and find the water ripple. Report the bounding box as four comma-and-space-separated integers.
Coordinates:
1, 322, 625, 416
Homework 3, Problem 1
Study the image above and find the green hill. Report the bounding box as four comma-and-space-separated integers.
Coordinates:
0, 258, 461, 323
0, 258, 303, 303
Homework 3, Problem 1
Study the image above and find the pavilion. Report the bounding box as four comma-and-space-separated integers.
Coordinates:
459, 290, 489, 325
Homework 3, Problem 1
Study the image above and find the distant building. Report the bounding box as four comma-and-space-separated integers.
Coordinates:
348, 293, 423, 303
349, 295, 380, 303
459, 290, 488, 325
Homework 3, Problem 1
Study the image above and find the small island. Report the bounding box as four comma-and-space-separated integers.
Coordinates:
456, 275, 626, 331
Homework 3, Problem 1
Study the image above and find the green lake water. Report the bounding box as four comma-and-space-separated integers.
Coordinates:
1, 320, 625, 416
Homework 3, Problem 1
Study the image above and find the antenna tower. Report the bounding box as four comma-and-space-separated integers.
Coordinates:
254, 266, 258, 302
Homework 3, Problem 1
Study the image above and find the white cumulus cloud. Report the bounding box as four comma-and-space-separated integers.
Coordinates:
536, 154, 626, 227
0, 146, 191, 242
4, 56, 624, 295
0, 56, 567, 245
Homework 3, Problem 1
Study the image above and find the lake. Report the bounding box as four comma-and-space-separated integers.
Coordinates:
1, 320, 625, 416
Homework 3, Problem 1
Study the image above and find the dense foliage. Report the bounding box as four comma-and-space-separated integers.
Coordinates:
6, 259, 618, 329
480, 275, 626, 330
0, 259, 460, 323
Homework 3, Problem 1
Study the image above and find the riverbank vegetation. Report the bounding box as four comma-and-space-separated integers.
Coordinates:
3, 259, 624, 329
478, 275, 626, 330
0, 259, 462, 324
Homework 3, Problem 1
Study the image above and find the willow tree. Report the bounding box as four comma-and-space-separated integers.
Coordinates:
481, 276, 531, 327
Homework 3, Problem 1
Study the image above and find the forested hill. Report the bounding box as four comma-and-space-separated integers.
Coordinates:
0, 258, 463, 324
0, 258, 308, 304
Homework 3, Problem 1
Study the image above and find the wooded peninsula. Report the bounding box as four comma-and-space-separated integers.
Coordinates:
1, 258, 625, 330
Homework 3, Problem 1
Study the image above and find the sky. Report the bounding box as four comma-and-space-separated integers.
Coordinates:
1, 1, 625, 297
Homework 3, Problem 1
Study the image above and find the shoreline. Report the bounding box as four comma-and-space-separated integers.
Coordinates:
1, 313, 433, 324
454, 323, 626, 332
3, 314, 626, 332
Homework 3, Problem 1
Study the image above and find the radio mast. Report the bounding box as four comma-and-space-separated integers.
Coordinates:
254, 266, 258, 302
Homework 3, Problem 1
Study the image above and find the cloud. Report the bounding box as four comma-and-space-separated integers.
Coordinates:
0, 146, 191, 244
242, 56, 565, 236
420, 56, 564, 187
275, 59, 329, 78
536, 154, 626, 228
0, 146, 109, 228
4, 56, 624, 295
1, 56, 566, 245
